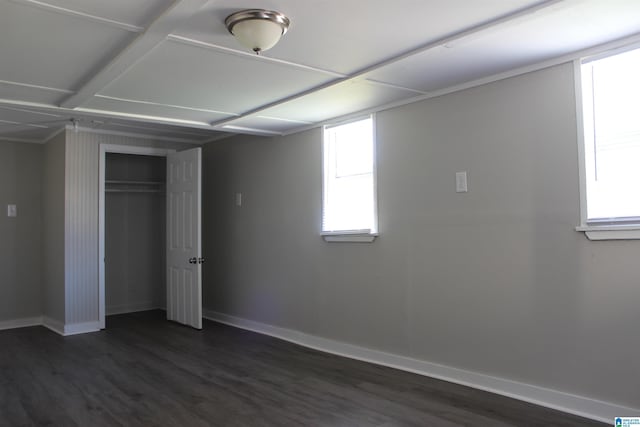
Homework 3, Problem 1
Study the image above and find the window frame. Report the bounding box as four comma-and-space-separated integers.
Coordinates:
574, 44, 640, 240
321, 114, 378, 243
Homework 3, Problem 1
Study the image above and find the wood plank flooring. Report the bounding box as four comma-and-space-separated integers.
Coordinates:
0, 310, 605, 426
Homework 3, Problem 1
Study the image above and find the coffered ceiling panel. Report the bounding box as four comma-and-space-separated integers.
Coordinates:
82, 96, 235, 125
0, 81, 70, 105
365, 0, 640, 93
0, 106, 65, 142
219, 116, 312, 135
174, 0, 546, 75
36, 0, 174, 27
97, 40, 337, 114
245, 80, 421, 126
0, 1, 137, 90
0, 103, 232, 144
0, 0, 639, 142
0, 106, 65, 124
93, 120, 230, 143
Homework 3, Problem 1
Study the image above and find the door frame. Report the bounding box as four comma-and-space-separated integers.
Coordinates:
98, 144, 175, 329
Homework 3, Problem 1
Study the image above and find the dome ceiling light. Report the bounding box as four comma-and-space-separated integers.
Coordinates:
225, 9, 290, 55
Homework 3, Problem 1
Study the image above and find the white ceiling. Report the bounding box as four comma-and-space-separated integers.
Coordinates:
0, 0, 639, 143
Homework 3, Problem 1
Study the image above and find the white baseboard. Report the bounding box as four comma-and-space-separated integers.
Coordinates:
42, 316, 65, 335
203, 309, 637, 424
42, 317, 100, 336
106, 302, 162, 316
0, 316, 42, 331
64, 321, 101, 336
4, 309, 162, 336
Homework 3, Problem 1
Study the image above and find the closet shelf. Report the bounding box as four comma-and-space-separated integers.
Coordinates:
105, 180, 165, 194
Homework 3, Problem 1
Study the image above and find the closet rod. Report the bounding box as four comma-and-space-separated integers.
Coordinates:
105, 180, 164, 185
105, 189, 164, 194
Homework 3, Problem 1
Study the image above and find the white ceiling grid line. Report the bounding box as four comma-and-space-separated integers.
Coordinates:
166, 34, 349, 79
0, 79, 73, 94
7, 0, 145, 32
74, 107, 211, 127
93, 94, 237, 117
100, 118, 221, 137
0, 97, 220, 130
60, 0, 211, 109
70, 125, 210, 144
208, 0, 566, 129
282, 28, 640, 137
0, 0, 639, 142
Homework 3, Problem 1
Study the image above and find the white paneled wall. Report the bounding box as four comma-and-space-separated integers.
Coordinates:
65, 133, 99, 326
62, 130, 193, 332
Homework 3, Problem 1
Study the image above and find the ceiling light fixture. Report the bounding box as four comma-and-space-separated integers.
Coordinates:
225, 9, 290, 55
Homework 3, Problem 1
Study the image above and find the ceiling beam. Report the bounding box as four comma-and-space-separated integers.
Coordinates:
211, 0, 566, 130
0, 122, 62, 134
0, 98, 230, 143
59, 0, 210, 109
0, 98, 219, 132
0, 79, 73, 95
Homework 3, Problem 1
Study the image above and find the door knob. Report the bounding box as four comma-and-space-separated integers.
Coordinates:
198, 257, 205, 264
188, 257, 197, 264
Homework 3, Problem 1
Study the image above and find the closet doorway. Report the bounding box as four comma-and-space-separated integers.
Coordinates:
98, 145, 203, 330
98, 145, 172, 329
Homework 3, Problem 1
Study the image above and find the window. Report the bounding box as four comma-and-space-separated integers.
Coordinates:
322, 116, 377, 242
577, 45, 640, 239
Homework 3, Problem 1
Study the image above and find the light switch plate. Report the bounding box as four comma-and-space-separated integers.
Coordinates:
456, 172, 468, 193
235, 192, 242, 207
7, 204, 17, 217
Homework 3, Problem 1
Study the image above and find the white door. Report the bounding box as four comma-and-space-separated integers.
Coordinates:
166, 147, 202, 329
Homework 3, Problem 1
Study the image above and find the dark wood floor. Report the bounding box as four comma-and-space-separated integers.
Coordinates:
0, 311, 604, 426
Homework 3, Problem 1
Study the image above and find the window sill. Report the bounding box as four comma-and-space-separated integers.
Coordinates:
576, 225, 640, 241
321, 231, 378, 243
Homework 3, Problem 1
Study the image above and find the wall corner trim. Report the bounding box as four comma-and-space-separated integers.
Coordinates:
41, 317, 101, 336
42, 316, 65, 335
202, 309, 637, 424
63, 321, 101, 336
0, 316, 43, 331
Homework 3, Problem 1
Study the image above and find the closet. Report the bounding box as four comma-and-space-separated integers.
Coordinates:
105, 153, 166, 316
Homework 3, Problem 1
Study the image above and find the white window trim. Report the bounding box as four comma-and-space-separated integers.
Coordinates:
573, 52, 640, 241
576, 224, 640, 241
321, 230, 378, 243
321, 115, 379, 243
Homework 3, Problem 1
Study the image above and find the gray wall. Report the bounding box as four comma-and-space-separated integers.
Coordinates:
42, 132, 66, 323
202, 62, 640, 409
0, 141, 43, 321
